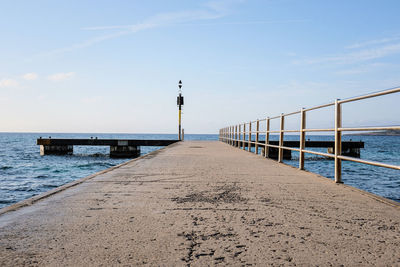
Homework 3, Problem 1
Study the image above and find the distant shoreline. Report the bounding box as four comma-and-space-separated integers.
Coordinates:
347, 130, 400, 136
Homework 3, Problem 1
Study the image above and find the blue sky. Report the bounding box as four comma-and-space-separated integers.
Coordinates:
0, 0, 399, 133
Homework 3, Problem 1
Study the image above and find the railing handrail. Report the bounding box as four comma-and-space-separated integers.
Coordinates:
219, 87, 400, 184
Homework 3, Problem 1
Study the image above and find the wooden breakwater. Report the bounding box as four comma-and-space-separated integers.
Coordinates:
37, 138, 179, 158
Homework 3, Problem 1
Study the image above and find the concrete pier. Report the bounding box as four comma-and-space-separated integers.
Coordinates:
0, 141, 399, 266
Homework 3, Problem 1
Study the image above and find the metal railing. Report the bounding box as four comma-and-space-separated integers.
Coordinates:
219, 87, 400, 183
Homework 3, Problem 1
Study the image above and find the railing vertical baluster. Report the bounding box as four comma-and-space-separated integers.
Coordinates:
231, 126, 233, 146
243, 123, 246, 150
230, 126, 232, 145
255, 119, 259, 154
248, 121, 252, 152
265, 117, 270, 158
238, 124, 241, 148
335, 99, 342, 183
235, 125, 238, 147
232, 125, 234, 146
299, 108, 306, 170
278, 114, 284, 163
228, 126, 230, 144
224, 127, 226, 143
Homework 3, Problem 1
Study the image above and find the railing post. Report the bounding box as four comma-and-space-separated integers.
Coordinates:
230, 126, 232, 144
248, 121, 252, 152
299, 108, 306, 170
238, 124, 241, 148
278, 114, 284, 163
243, 123, 246, 150
232, 125, 234, 146
229, 126, 233, 145
235, 125, 238, 147
255, 119, 259, 154
231, 126, 233, 146
265, 117, 270, 158
231, 126, 235, 146
335, 99, 342, 183
224, 127, 226, 143
229, 126, 231, 145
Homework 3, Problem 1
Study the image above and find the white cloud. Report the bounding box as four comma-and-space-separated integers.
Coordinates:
0, 79, 19, 88
22, 72, 38, 80
346, 36, 400, 49
295, 42, 400, 65
179, 19, 309, 27
39, 0, 244, 57
47, 72, 75, 81
82, 0, 236, 31
335, 63, 387, 75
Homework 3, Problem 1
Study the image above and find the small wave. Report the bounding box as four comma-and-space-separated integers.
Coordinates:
42, 184, 58, 189
383, 184, 398, 189
74, 153, 108, 158
35, 175, 49, 179
0, 166, 12, 170
52, 169, 67, 173
14, 187, 36, 192
0, 199, 14, 204
76, 162, 114, 169
304, 157, 333, 161
91, 153, 107, 158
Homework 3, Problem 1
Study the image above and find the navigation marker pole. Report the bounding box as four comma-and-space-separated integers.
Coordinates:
177, 80, 184, 140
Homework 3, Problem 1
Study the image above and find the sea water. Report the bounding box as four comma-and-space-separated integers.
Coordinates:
0, 133, 399, 209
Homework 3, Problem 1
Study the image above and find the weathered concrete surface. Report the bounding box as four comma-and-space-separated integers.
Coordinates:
0, 141, 399, 266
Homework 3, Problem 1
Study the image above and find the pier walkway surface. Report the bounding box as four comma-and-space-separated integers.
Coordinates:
0, 141, 399, 266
